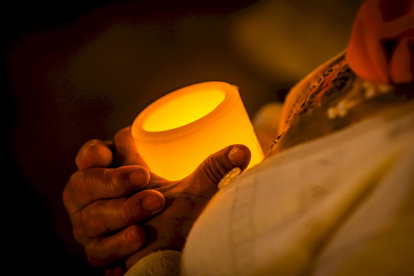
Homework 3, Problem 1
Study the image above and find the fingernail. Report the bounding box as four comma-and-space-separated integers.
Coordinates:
129, 169, 148, 186
228, 146, 246, 166
125, 228, 140, 245
142, 194, 162, 211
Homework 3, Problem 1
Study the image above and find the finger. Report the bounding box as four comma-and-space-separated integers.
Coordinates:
390, 34, 414, 83
76, 139, 114, 170
114, 126, 149, 168
86, 225, 146, 267
80, 190, 165, 237
63, 166, 150, 213
190, 144, 251, 187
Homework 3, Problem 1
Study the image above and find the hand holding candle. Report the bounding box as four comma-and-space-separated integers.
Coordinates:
65, 125, 252, 272
131, 81, 264, 180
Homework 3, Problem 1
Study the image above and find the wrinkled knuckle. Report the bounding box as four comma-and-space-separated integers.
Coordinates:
102, 168, 122, 194
203, 157, 223, 183
107, 168, 125, 190
120, 199, 133, 225
102, 167, 112, 182
74, 171, 94, 203
63, 172, 86, 211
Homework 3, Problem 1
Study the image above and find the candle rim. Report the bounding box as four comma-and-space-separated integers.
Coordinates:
131, 81, 240, 142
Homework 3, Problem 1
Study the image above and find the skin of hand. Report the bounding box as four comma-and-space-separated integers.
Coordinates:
63, 129, 167, 274
64, 127, 251, 273
104, 128, 251, 269
346, 0, 414, 84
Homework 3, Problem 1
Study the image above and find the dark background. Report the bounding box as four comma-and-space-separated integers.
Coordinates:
3, 0, 361, 274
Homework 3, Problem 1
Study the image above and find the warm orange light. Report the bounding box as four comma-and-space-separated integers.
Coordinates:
131, 81, 264, 181
142, 88, 225, 132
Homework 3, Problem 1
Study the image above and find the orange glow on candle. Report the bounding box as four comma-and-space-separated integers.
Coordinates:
142, 89, 225, 132
131, 81, 264, 180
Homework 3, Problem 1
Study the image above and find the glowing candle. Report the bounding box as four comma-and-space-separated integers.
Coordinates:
131, 81, 264, 180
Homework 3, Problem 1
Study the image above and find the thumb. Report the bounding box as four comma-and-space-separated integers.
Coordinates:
189, 145, 251, 188
114, 126, 149, 169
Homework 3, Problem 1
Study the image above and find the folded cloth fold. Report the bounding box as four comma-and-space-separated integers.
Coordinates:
182, 101, 414, 276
